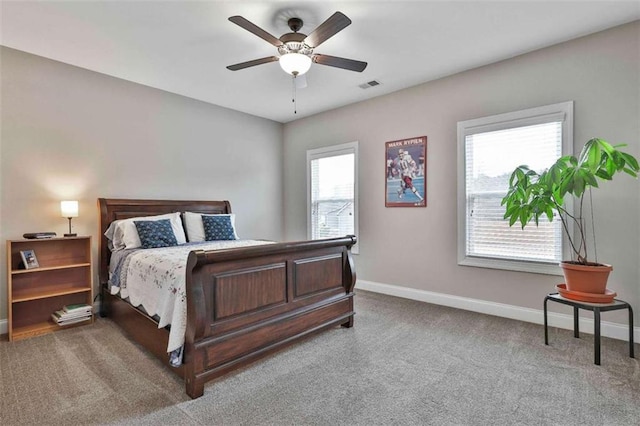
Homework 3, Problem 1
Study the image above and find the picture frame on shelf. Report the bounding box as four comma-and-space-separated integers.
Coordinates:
20, 249, 39, 269
385, 136, 427, 207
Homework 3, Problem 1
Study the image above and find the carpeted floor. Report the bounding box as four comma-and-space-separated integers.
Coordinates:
1, 290, 638, 425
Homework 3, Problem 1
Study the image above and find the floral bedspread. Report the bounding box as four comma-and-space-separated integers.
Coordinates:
109, 240, 274, 355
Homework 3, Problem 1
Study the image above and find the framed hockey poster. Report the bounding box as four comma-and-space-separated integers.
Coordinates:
385, 136, 427, 207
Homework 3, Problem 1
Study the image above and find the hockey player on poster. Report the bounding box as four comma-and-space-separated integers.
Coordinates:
396, 149, 424, 202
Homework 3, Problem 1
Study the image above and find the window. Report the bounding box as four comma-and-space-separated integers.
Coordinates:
307, 142, 358, 253
457, 102, 573, 274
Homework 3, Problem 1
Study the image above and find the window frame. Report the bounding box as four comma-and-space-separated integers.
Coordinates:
457, 101, 574, 275
306, 141, 359, 254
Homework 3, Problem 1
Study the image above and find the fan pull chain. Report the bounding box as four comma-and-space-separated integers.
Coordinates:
291, 74, 297, 114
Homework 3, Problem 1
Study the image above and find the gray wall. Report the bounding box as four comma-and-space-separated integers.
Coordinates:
283, 22, 640, 324
1, 22, 638, 328
0, 47, 284, 320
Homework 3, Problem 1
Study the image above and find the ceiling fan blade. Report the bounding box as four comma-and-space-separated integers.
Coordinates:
303, 12, 351, 48
312, 54, 367, 72
228, 16, 283, 47
227, 56, 279, 71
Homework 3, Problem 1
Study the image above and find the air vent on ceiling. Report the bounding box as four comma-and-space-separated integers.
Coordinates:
359, 80, 381, 89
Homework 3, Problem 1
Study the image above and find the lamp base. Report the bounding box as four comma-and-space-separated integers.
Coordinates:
64, 217, 76, 238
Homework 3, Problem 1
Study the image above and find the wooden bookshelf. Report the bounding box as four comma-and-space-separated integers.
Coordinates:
6, 236, 93, 341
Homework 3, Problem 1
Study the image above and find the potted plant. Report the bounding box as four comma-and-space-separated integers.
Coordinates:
501, 138, 639, 294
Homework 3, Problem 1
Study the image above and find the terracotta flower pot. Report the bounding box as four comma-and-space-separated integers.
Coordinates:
560, 261, 612, 294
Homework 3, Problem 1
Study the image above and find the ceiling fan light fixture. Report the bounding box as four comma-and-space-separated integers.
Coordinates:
279, 52, 312, 76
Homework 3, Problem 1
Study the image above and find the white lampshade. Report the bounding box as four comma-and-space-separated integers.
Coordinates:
60, 200, 79, 218
279, 53, 312, 76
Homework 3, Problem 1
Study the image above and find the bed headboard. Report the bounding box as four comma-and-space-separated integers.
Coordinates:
97, 198, 232, 287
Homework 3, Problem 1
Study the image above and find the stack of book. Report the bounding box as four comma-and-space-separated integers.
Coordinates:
51, 303, 92, 326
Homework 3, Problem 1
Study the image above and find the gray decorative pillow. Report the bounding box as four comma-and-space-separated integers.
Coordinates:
134, 219, 178, 248
202, 215, 237, 241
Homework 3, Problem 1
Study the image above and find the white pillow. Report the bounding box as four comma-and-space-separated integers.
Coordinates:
184, 212, 238, 242
105, 212, 186, 250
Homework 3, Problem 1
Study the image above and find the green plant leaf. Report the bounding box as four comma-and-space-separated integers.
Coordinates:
545, 205, 554, 222
611, 151, 626, 171
558, 169, 574, 196
604, 158, 616, 177
621, 152, 639, 171
504, 205, 519, 218
597, 138, 615, 155
519, 206, 531, 229
583, 139, 602, 170
594, 168, 610, 180
581, 169, 598, 188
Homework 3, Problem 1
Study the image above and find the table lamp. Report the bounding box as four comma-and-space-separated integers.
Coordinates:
60, 200, 79, 237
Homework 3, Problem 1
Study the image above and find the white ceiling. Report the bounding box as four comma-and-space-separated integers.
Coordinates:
2, 1, 639, 123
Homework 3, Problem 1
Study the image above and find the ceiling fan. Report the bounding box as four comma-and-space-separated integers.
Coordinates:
226, 11, 368, 77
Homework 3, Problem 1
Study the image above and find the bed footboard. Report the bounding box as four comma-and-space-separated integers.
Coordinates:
98, 198, 356, 399
183, 235, 357, 398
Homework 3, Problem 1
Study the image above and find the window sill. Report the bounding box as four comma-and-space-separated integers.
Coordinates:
459, 256, 563, 276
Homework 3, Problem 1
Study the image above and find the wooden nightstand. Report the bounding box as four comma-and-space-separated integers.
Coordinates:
6, 236, 93, 341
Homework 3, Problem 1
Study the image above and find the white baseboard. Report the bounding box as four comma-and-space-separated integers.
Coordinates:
356, 280, 639, 343
2, 285, 635, 343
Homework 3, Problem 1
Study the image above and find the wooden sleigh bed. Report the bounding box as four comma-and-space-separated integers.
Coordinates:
98, 198, 357, 398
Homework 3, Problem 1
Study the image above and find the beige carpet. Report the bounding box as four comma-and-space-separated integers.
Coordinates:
1, 290, 639, 425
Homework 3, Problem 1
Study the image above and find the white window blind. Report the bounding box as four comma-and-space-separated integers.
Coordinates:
307, 142, 358, 253
457, 101, 573, 274
465, 122, 562, 262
